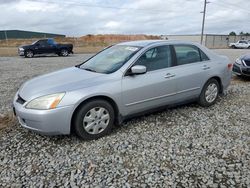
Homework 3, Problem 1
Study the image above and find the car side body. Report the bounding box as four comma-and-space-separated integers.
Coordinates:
233, 54, 250, 77
18, 38, 73, 58
13, 40, 232, 139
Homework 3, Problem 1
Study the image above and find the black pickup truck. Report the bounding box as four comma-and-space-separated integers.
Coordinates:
18, 38, 73, 58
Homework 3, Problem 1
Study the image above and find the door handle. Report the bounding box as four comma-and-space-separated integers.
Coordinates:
164, 73, 175, 78
202, 65, 210, 70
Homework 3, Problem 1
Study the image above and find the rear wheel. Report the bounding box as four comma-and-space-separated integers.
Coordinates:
60, 49, 69, 57
198, 79, 219, 107
73, 100, 115, 140
25, 50, 34, 58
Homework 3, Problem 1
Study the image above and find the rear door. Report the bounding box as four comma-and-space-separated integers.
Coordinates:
241, 41, 248, 48
121, 45, 177, 115
171, 44, 211, 100
47, 39, 57, 53
238, 41, 247, 48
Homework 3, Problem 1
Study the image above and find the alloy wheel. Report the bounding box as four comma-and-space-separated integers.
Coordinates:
205, 83, 218, 103
26, 51, 33, 58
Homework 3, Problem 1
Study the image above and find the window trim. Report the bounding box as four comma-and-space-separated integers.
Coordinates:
37, 39, 49, 46
198, 48, 210, 61
124, 44, 174, 76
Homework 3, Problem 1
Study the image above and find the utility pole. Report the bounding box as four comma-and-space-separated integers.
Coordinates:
4, 30, 8, 43
200, 0, 209, 44
4, 30, 10, 56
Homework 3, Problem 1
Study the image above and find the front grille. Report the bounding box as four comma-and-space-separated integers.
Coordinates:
233, 65, 241, 73
16, 95, 26, 105
244, 60, 250, 66
242, 70, 250, 75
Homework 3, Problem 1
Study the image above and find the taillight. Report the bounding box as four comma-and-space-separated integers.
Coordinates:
228, 63, 233, 70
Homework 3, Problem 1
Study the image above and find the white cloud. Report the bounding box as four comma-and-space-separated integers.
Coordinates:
14, 0, 59, 12
0, 0, 249, 36
104, 21, 120, 29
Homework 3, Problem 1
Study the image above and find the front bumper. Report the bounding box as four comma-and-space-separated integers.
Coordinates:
233, 64, 250, 77
18, 49, 24, 56
13, 96, 74, 135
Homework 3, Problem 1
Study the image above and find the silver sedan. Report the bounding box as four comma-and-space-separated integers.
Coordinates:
13, 40, 232, 140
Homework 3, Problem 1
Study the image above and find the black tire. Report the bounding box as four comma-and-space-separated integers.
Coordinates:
73, 100, 115, 140
24, 50, 34, 58
198, 78, 220, 107
232, 45, 236, 49
237, 75, 243, 78
60, 49, 69, 57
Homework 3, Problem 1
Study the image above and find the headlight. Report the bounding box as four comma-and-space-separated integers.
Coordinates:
19, 48, 24, 51
235, 58, 242, 65
25, 93, 65, 110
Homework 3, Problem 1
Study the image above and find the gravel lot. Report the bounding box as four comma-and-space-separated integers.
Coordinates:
0, 49, 250, 187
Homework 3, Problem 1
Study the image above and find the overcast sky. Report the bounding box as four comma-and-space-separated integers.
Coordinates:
0, 0, 249, 36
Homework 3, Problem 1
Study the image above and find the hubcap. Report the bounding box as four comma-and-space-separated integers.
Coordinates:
83, 107, 110, 134
205, 83, 218, 103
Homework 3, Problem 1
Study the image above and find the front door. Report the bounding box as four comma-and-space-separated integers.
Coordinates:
122, 45, 177, 116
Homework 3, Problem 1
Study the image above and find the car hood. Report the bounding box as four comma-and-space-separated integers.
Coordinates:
19, 67, 107, 101
19, 44, 32, 49
241, 54, 250, 61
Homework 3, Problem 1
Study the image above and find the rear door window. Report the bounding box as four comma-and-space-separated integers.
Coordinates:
48, 39, 55, 45
174, 45, 209, 65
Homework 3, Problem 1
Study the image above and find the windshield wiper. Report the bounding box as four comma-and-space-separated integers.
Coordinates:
82, 68, 97, 72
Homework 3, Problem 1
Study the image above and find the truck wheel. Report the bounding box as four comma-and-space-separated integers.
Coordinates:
60, 49, 69, 57
73, 100, 115, 140
232, 45, 236, 49
25, 50, 34, 58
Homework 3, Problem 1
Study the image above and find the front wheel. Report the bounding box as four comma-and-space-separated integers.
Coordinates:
198, 79, 220, 107
25, 50, 34, 58
73, 100, 115, 140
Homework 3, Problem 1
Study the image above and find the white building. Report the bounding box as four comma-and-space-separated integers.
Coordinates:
160, 34, 250, 48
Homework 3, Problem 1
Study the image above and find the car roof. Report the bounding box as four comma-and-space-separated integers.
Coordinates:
117, 40, 167, 47
116, 40, 199, 47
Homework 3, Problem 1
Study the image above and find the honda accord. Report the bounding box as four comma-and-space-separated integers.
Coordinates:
13, 40, 232, 140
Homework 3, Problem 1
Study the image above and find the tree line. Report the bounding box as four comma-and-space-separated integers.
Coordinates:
229, 31, 250, 36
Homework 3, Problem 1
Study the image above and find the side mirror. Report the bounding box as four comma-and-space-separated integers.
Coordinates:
130, 65, 147, 75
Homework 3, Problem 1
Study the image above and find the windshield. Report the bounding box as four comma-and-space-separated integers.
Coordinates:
80, 45, 141, 74
32, 40, 38, 45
